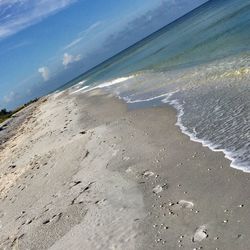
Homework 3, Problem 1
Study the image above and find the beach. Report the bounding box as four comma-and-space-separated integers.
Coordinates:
0, 89, 250, 250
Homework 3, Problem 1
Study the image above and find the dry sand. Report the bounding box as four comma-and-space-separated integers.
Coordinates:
0, 90, 250, 250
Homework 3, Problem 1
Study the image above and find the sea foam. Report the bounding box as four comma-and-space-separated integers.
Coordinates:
71, 76, 135, 95
161, 94, 250, 173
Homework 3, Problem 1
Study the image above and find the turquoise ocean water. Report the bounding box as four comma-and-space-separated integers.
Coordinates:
65, 0, 250, 172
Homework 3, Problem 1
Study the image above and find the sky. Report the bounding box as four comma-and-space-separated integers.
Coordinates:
0, 0, 208, 110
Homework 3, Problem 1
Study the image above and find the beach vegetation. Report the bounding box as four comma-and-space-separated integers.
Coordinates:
0, 98, 39, 124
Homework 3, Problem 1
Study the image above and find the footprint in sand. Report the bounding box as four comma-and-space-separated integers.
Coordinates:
84, 150, 89, 158
10, 233, 25, 247
69, 180, 82, 188
9, 165, 16, 169
71, 182, 95, 205
42, 213, 63, 225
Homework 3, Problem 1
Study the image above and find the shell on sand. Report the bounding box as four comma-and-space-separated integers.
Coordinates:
193, 225, 208, 242
126, 167, 134, 173
142, 171, 154, 177
178, 200, 194, 209
153, 185, 163, 194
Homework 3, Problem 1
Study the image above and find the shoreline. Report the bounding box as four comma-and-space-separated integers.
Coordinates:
115, 87, 247, 173
81, 80, 246, 173
162, 97, 249, 173
0, 90, 250, 249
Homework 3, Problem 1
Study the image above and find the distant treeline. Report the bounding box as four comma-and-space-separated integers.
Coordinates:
0, 98, 39, 123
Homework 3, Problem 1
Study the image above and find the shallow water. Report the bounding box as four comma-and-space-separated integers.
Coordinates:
67, 0, 250, 171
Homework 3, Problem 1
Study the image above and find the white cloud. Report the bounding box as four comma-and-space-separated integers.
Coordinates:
79, 21, 103, 36
0, 40, 31, 56
63, 37, 83, 50
62, 53, 81, 67
63, 21, 102, 50
38, 67, 50, 81
0, 0, 77, 39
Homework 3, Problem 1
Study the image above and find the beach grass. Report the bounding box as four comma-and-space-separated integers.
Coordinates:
0, 111, 12, 124
0, 98, 38, 124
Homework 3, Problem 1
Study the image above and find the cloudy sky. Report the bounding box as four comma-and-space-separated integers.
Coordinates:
0, 0, 208, 109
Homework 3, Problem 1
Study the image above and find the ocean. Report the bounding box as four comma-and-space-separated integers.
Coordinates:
66, 0, 250, 172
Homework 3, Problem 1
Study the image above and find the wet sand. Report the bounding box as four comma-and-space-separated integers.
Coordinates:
0, 90, 249, 250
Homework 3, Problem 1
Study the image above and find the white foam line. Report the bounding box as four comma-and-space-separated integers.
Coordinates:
76, 80, 86, 86
71, 74, 249, 172
123, 92, 176, 104
162, 95, 250, 173
71, 75, 135, 95
71, 85, 90, 94
98, 76, 135, 88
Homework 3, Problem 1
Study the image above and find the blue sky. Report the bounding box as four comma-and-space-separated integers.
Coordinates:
0, 0, 208, 109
